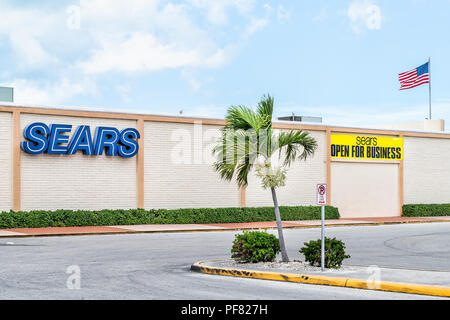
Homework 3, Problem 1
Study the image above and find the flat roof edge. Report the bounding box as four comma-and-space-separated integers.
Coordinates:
0, 103, 449, 137
0, 102, 225, 122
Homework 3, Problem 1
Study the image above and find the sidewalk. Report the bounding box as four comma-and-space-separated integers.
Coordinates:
0, 216, 449, 238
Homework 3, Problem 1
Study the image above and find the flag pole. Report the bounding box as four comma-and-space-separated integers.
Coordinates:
429, 57, 432, 120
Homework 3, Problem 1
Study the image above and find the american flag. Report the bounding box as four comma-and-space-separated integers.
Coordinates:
398, 62, 430, 90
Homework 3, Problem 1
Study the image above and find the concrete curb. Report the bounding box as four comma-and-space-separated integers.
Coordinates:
190, 260, 450, 298
0, 219, 449, 238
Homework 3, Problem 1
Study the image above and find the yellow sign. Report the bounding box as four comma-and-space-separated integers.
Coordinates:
330, 134, 403, 160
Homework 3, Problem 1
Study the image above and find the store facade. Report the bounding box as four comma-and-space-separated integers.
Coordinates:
1, 104, 449, 218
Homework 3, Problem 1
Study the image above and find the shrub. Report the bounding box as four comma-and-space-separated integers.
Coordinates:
402, 204, 450, 217
299, 237, 350, 269
0, 206, 340, 229
231, 231, 280, 263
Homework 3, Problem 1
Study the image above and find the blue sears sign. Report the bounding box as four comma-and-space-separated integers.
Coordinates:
21, 123, 140, 158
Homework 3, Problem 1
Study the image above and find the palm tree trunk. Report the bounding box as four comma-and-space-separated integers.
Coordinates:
270, 187, 289, 262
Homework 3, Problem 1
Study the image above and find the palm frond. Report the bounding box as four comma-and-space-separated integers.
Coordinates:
214, 95, 317, 189
274, 130, 318, 166
235, 158, 253, 187
212, 129, 259, 187
256, 94, 274, 129
225, 105, 263, 131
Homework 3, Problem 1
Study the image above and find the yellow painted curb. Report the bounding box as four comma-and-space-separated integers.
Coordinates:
191, 260, 450, 298
345, 278, 450, 297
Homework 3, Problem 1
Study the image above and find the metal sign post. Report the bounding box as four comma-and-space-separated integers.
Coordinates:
317, 184, 327, 272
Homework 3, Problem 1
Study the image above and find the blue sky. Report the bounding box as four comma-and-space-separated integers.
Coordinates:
1, 0, 449, 129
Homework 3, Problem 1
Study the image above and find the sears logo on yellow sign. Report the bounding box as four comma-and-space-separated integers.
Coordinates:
331, 134, 403, 160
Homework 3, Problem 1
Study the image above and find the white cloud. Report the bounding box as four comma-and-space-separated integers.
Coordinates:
244, 18, 270, 37
0, 0, 269, 106
5, 77, 97, 106
189, 0, 256, 24
181, 69, 214, 91
277, 5, 291, 21
8, 31, 57, 69
76, 0, 268, 75
116, 84, 132, 104
80, 32, 202, 73
313, 6, 329, 23
0, 4, 63, 69
347, 0, 382, 34
263, 4, 272, 12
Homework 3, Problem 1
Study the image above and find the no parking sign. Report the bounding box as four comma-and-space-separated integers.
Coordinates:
316, 183, 327, 272
317, 184, 327, 206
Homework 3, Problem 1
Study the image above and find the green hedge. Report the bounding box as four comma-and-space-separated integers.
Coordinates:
0, 206, 339, 229
402, 204, 450, 217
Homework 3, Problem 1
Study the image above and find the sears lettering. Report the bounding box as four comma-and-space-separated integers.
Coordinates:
356, 136, 378, 146
21, 122, 140, 158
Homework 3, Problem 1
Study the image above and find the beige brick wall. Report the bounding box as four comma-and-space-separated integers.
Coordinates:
246, 130, 327, 207
20, 114, 137, 211
0, 112, 12, 211
331, 161, 399, 218
404, 136, 450, 204
11, 108, 450, 213
144, 121, 239, 209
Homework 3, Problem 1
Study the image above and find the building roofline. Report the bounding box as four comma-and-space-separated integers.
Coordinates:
1, 102, 449, 138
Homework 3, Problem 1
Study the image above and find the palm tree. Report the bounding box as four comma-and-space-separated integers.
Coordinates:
212, 94, 317, 262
